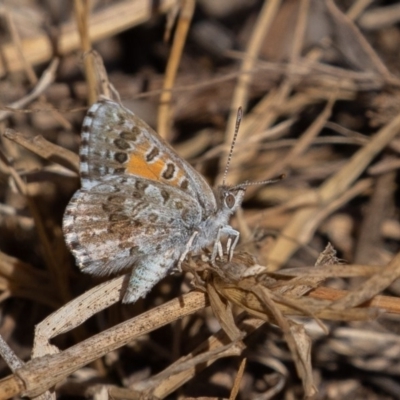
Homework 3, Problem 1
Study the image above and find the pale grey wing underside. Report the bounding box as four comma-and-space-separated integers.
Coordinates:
80, 99, 217, 215
63, 175, 203, 277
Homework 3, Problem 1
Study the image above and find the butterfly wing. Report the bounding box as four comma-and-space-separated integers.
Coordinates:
80, 98, 217, 214
63, 175, 203, 276
64, 98, 220, 302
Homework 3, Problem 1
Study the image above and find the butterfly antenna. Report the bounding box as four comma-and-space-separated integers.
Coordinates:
222, 107, 243, 186
231, 174, 286, 191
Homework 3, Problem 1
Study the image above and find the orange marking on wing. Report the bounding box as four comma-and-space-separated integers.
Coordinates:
126, 153, 187, 188
169, 169, 186, 186
126, 155, 162, 181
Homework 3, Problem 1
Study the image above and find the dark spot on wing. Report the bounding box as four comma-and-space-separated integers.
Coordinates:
135, 180, 148, 192
107, 195, 125, 203
114, 138, 130, 150
109, 213, 127, 222
121, 127, 140, 141
132, 191, 143, 199
115, 152, 128, 164
161, 189, 170, 204
129, 246, 141, 256
180, 179, 189, 190
102, 203, 123, 213
146, 146, 160, 162
162, 163, 175, 180
174, 201, 183, 210
181, 208, 191, 223
148, 213, 158, 222
132, 220, 144, 228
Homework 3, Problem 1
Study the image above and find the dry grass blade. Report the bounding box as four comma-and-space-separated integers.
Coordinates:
308, 287, 400, 314
73, 0, 96, 104
221, 0, 282, 182
3, 129, 79, 173
0, 59, 59, 121
0, 0, 179, 77
147, 316, 256, 399
1, 154, 71, 305
229, 357, 246, 400
267, 111, 400, 270
0, 6, 37, 84
0, 251, 58, 308
207, 282, 243, 341
330, 252, 400, 310
1, 1, 400, 399
135, 339, 244, 394
263, 93, 336, 180
4, 292, 208, 398
326, 0, 392, 77
157, 0, 194, 140
252, 286, 316, 398
354, 170, 396, 263
0, 335, 23, 372
224, 0, 281, 127
287, 321, 315, 397
32, 276, 125, 359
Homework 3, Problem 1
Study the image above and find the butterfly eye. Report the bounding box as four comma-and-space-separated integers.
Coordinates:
225, 193, 236, 209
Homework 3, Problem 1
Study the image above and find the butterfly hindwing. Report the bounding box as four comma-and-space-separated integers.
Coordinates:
63, 175, 203, 276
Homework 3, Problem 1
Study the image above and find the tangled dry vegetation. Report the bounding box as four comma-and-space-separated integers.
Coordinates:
1, 0, 400, 399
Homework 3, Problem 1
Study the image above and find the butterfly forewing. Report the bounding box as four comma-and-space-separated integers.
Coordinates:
80, 100, 216, 214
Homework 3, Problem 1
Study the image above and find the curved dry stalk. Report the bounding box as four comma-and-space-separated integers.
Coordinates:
157, 0, 195, 140
0, 0, 180, 77
2, 291, 208, 398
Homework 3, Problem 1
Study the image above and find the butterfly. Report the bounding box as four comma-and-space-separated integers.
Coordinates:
63, 98, 248, 303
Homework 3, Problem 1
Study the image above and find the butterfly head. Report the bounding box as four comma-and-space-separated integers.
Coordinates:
215, 184, 246, 217
215, 174, 284, 220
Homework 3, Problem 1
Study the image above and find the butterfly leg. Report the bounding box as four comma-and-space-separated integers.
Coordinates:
176, 231, 199, 272
211, 228, 224, 265
226, 228, 240, 261
219, 225, 240, 261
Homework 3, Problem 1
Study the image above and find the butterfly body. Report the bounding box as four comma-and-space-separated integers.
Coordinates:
63, 99, 244, 303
